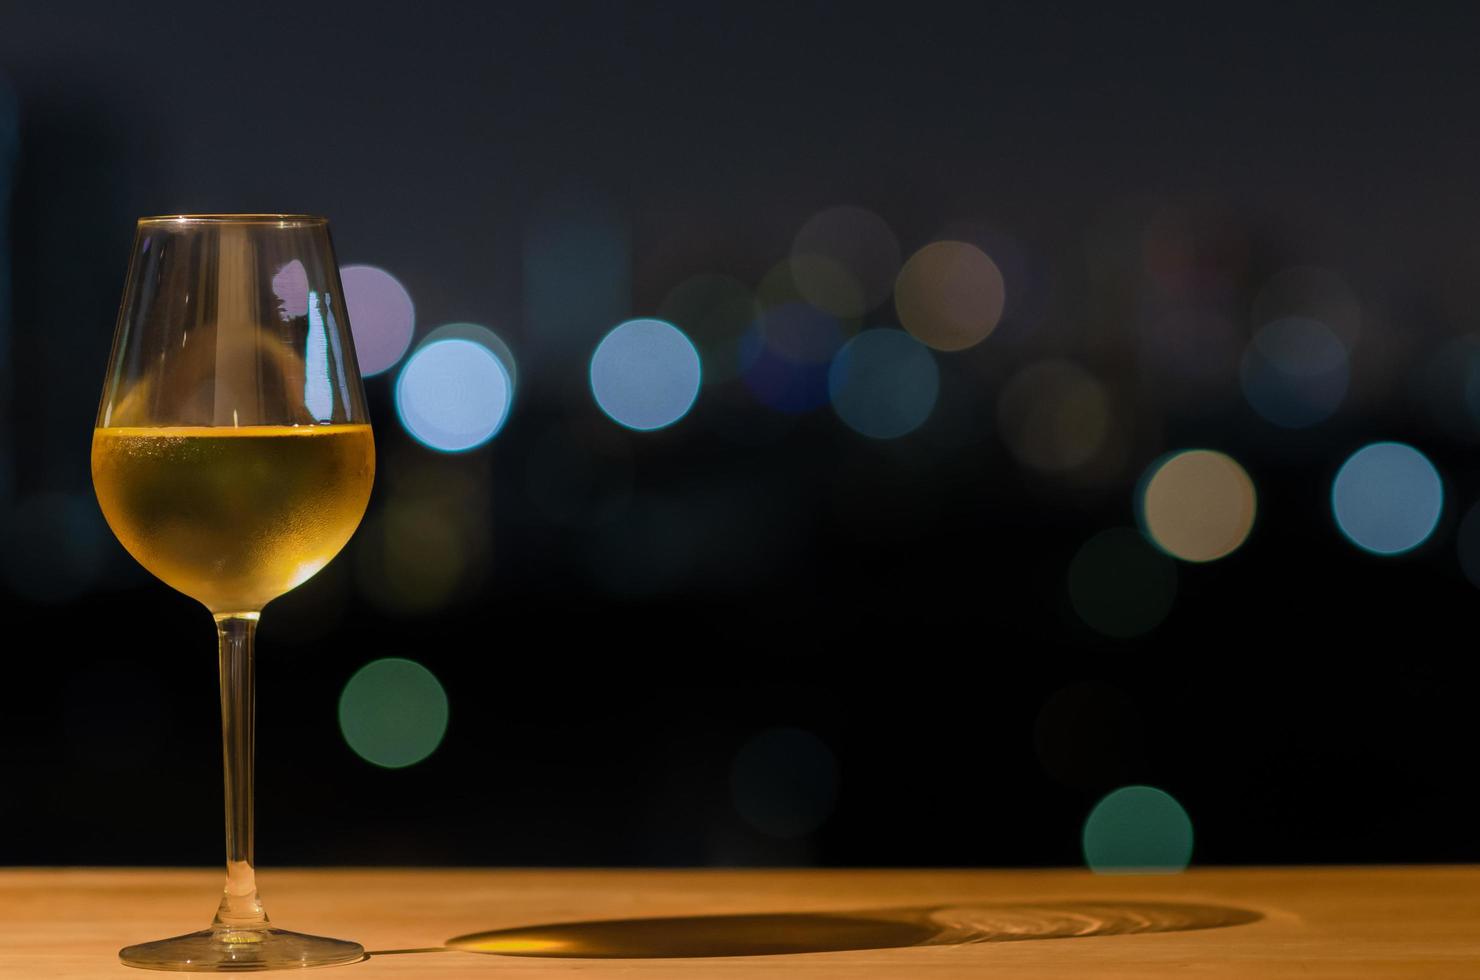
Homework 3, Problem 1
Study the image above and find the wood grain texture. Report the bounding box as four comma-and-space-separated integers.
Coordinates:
2, 867, 1478, 977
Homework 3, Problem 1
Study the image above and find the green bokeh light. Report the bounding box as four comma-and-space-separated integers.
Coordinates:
1082, 785, 1193, 874
338, 658, 449, 769
1067, 528, 1177, 638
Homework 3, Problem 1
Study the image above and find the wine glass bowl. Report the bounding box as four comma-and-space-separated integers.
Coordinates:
92, 214, 373, 970
92, 423, 373, 614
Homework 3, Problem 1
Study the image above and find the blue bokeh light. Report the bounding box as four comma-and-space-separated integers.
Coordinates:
740, 328, 832, 414
827, 328, 939, 439
589, 318, 702, 431
395, 338, 513, 453
1239, 316, 1348, 428
757, 302, 845, 364
421, 322, 519, 396
1331, 441, 1443, 555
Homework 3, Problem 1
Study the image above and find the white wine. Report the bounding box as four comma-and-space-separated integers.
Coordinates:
92, 425, 374, 613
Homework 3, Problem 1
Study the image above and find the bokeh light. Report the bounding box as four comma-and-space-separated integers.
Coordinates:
354, 462, 491, 615
355, 498, 472, 614
1240, 316, 1348, 428
731, 728, 839, 839
657, 273, 760, 385
395, 338, 513, 452
894, 241, 1005, 351
1138, 450, 1256, 562
827, 328, 938, 439
934, 221, 1047, 343
589, 318, 702, 431
740, 345, 832, 414
420, 322, 519, 396
752, 302, 845, 364
338, 658, 449, 769
739, 304, 842, 414
1068, 528, 1177, 638
341, 264, 415, 376
1082, 785, 1194, 874
789, 205, 901, 316
1331, 442, 1443, 556
997, 360, 1112, 473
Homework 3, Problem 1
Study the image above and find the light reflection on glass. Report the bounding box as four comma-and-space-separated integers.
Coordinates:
272, 259, 309, 321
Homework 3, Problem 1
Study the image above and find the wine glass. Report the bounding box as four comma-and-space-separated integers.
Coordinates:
92, 214, 374, 970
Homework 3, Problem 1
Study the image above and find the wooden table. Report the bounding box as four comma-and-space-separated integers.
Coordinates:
2, 867, 1478, 977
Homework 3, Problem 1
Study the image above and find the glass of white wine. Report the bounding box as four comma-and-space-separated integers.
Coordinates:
92, 214, 374, 971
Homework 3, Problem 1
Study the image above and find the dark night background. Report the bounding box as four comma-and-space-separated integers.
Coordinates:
3, 2, 1480, 870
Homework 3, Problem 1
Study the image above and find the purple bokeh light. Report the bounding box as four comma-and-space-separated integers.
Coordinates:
342, 264, 416, 376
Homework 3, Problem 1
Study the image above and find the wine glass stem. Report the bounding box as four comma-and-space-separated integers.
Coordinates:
213, 612, 269, 932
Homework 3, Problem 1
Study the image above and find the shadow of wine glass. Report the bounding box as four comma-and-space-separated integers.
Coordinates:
434, 900, 1262, 959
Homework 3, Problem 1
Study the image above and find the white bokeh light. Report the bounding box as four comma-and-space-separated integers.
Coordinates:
395, 338, 512, 452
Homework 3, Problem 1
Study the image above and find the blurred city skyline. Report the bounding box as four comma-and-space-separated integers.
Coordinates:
3, 2, 1480, 871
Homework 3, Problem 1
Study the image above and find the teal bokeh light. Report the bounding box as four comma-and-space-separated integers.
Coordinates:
1083, 785, 1193, 874
827, 328, 939, 439
338, 658, 450, 769
395, 338, 513, 452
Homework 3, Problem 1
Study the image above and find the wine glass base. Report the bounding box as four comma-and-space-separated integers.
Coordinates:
120, 927, 365, 971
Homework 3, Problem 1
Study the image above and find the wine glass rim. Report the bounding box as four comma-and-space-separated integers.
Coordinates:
137, 213, 329, 225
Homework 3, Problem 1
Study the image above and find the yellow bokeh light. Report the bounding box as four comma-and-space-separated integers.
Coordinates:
997, 360, 1111, 473
1140, 450, 1256, 562
894, 241, 1005, 351
789, 253, 866, 318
